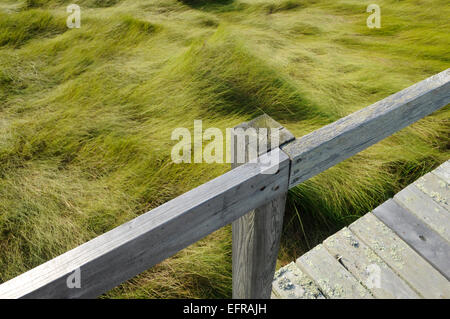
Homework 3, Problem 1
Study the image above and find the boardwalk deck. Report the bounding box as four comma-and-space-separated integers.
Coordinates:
273, 160, 450, 299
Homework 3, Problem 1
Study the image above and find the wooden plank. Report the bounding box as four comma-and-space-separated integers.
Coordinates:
282, 69, 450, 188
373, 199, 450, 280
350, 213, 450, 298
414, 172, 449, 211
394, 184, 450, 242
231, 115, 292, 299
232, 194, 286, 299
0, 148, 290, 299
230, 114, 295, 162
323, 228, 420, 299
245, 114, 295, 152
433, 160, 450, 183
272, 262, 325, 299
296, 244, 373, 299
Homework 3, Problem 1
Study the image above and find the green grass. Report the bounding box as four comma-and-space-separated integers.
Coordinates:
0, 9, 66, 47
0, 0, 448, 298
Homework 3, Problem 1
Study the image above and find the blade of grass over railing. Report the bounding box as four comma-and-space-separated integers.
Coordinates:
0, 149, 290, 298
282, 68, 450, 188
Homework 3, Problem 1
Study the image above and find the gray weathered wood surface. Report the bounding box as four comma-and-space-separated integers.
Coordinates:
373, 199, 450, 280
414, 172, 449, 211
323, 228, 420, 299
349, 213, 450, 298
394, 183, 450, 242
0, 148, 290, 298
274, 159, 450, 299
282, 68, 450, 188
433, 160, 450, 183
232, 195, 286, 299
231, 115, 292, 299
296, 244, 373, 299
272, 262, 325, 299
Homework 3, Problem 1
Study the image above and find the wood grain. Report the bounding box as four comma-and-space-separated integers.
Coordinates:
414, 172, 449, 211
296, 244, 373, 299
373, 199, 450, 280
433, 160, 450, 183
272, 262, 325, 299
323, 228, 420, 299
282, 69, 450, 188
350, 213, 450, 298
231, 115, 292, 299
232, 195, 286, 298
0, 149, 290, 299
394, 184, 450, 242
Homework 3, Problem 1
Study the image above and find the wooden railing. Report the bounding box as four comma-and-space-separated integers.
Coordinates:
0, 69, 448, 299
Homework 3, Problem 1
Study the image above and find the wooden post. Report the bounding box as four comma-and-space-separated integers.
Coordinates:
231, 114, 294, 299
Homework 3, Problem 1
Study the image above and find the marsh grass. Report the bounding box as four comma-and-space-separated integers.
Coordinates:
0, 9, 66, 47
0, 0, 448, 298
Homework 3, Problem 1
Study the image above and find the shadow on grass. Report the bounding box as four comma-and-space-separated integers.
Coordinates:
178, 30, 325, 123
178, 0, 246, 13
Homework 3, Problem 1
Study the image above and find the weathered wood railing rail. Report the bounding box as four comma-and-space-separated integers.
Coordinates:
0, 69, 448, 299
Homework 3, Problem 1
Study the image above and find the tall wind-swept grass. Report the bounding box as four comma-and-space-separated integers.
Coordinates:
0, 0, 448, 298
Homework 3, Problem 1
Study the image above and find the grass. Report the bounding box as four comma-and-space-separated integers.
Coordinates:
0, 0, 448, 298
0, 9, 66, 47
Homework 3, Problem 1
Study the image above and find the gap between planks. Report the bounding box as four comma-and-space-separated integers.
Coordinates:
273, 211, 450, 299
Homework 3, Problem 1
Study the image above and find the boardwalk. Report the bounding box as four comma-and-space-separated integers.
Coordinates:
0, 70, 447, 299
272, 160, 450, 299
